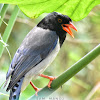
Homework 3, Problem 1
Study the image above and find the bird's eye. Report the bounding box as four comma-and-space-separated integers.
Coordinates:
58, 18, 62, 23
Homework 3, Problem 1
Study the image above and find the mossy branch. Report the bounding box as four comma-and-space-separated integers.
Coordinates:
28, 44, 100, 100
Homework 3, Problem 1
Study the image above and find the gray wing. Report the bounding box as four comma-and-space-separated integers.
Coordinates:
6, 26, 58, 91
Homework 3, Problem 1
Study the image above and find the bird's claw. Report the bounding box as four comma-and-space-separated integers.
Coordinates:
48, 77, 56, 88
35, 88, 42, 96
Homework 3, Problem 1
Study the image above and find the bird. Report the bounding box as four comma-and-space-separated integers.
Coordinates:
5, 12, 77, 100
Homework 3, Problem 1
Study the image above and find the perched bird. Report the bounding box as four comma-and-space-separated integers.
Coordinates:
5, 12, 77, 100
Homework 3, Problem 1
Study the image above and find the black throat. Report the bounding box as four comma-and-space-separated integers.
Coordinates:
56, 30, 66, 47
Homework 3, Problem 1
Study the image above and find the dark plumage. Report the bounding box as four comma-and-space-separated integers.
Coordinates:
5, 12, 77, 100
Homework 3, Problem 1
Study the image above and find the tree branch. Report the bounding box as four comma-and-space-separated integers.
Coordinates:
28, 44, 100, 100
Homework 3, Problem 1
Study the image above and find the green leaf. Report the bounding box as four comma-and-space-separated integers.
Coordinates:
0, 0, 100, 21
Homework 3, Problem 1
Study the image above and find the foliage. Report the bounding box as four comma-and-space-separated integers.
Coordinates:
0, 2, 100, 100
0, 4, 9, 26
0, 0, 100, 21
0, 5, 19, 57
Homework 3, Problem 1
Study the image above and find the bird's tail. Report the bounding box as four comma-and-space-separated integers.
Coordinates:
9, 77, 24, 100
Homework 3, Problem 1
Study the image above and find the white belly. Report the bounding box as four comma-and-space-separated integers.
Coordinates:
21, 38, 60, 91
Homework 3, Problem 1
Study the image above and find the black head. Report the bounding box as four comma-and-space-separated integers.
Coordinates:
37, 12, 71, 32
37, 12, 77, 37
37, 12, 77, 46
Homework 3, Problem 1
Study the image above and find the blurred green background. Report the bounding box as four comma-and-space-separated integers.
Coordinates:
0, 5, 100, 100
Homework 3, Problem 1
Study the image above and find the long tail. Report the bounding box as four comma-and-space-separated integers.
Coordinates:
9, 77, 24, 100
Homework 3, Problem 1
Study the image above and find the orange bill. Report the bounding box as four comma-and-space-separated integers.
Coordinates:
62, 22, 77, 38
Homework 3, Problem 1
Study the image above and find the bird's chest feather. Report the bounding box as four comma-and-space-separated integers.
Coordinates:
21, 38, 60, 91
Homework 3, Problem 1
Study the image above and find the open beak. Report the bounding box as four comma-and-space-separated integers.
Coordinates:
62, 21, 77, 38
